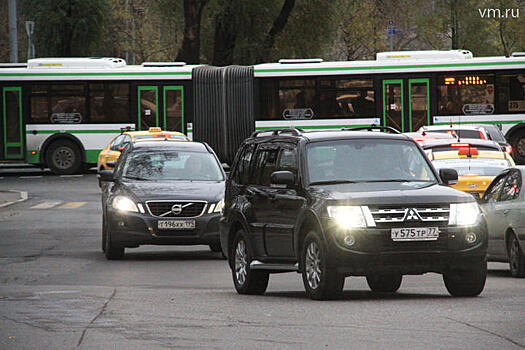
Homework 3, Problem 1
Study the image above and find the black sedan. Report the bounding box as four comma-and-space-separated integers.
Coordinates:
99, 140, 226, 259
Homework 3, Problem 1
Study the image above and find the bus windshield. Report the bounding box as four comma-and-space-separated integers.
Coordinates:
307, 139, 437, 184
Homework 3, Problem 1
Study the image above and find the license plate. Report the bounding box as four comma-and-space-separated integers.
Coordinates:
391, 227, 439, 241
158, 220, 195, 230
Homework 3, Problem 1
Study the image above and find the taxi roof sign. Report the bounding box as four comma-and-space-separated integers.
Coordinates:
148, 127, 162, 133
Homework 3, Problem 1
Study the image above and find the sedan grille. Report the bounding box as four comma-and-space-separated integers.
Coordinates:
146, 201, 206, 218
369, 205, 450, 227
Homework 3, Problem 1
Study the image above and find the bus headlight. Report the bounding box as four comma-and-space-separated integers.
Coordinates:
327, 206, 366, 229
449, 202, 480, 226
112, 196, 139, 213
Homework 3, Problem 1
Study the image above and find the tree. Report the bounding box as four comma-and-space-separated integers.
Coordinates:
20, 0, 109, 57
176, 0, 208, 63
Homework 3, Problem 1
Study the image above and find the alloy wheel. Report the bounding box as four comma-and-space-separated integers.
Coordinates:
234, 240, 248, 286
305, 241, 322, 290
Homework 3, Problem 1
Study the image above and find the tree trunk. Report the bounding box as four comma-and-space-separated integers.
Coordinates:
211, 1, 239, 66
176, 0, 208, 63
257, 0, 295, 62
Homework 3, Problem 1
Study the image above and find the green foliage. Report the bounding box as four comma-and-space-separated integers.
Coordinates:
20, 0, 110, 57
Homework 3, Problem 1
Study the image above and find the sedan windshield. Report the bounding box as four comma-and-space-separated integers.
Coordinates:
307, 139, 437, 184
431, 158, 511, 176
122, 150, 224, 181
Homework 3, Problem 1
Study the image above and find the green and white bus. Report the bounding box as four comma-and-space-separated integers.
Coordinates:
250, 50, 525, 163
0, 58, 198, 174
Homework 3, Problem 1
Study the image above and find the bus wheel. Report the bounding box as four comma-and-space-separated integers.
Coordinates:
510, 129, 525, 165
46, 140, 82, 175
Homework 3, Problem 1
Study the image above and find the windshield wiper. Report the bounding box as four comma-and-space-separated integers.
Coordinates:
309, 180, 358, 185
123, 175, 148, 181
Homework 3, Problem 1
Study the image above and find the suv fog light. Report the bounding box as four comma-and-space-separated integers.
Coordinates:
343, 234, 356, 247
465, 233, 477, 243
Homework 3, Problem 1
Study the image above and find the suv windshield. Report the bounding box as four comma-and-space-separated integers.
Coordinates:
122, 150, 224, 181
307, 139, 437, 184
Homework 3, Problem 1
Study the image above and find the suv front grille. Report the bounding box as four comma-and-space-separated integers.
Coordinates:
146, 201, 206, 218
369, 205, 450, 228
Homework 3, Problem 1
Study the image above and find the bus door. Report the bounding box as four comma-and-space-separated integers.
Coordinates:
137, 86, 159, 130
382, 78, 430, 132
1, 87, 24, 160
163, 86, 184, 133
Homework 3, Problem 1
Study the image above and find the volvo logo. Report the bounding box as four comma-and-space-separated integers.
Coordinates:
403, 208, 422, 222
171, 203, 192, 215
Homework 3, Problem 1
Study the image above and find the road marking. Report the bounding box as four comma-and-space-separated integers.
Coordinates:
19, 175, 43, 179
58, 201, 86, 209
30, 201, 62, 209
60, 175, 83, 178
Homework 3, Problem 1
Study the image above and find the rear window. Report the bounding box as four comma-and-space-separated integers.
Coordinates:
426, 144, 500, 152
431, 129, 483, 139
431, 158, 511, 176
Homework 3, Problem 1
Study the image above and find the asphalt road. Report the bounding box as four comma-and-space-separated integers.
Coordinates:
0, 167, 524, 349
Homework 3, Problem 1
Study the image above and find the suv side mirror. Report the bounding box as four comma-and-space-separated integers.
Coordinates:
271, 171, 295, 187
99, 169, 115, 182
222, 163, 230, 172
439, 168, 458, 185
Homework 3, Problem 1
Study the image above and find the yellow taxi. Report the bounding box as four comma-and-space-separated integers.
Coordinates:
97, 127, 189, 171
425, 141, 515, 198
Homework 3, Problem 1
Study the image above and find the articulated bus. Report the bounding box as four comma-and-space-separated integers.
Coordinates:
250, 50, 525, 163
1, 50, 525, 174
0, 58, 198, 174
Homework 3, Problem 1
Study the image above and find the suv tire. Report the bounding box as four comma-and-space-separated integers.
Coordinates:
443, 260, 487, 297
366, 274, 402, 293
301, 231, 344, 300
231, 231, 269, 295
104, 221, 125, 260
508, 234, 525, 277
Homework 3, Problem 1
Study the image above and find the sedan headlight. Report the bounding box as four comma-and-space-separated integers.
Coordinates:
112, 195, 138, 212
449, 202, 480, 226
327, 206, 366, 229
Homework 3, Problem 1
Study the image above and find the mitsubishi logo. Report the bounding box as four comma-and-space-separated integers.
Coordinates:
171, 203, 192, 215
403, 208, 422, 222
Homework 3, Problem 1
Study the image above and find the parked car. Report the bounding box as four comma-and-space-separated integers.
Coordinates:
100, 140, 225, 259
220, 128, 488, 300
480, 166, 525, 277
418, 124, 512, 154
422, 139, 515, 198
97, 127, 189, 171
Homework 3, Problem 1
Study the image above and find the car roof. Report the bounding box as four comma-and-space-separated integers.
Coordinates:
420, 124, 488, 132
249, 129, 412, 143
130, 140, 209, 152
122, 129, 188, 138
418, 138, 501, 150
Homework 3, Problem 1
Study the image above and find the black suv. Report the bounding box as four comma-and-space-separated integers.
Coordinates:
220, 128, 488, 300
100, 140, 226, 259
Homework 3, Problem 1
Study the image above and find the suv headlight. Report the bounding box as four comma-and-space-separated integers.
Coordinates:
112, 195, 139, 212
327, 206, 366, 228
208, 199, 224, 213
448, 202, 480, 226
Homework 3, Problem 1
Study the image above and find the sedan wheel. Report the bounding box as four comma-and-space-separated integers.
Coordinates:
508, 234, 525, 277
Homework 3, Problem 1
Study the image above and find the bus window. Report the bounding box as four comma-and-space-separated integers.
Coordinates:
50, 84, 86, 123
437, 74, 494, 115
89, 83, 131, 123
319, 78, 375, 119
259, 79, 315, 120
30, 84, 50, 124
496, 74, 525, 114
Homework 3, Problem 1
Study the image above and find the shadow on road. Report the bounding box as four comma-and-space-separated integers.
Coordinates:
487, 268, 512, 278
264, 289, 452, 301
116, 250, 226, 261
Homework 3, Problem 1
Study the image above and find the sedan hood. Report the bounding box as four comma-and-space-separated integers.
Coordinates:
120, 180, 225, 203
311, 182, 474, 206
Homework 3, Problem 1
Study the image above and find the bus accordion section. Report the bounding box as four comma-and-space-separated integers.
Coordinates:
192, 66, 255, 165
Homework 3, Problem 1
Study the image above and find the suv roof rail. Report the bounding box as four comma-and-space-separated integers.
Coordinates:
250, 127, 304, 137
342, 125, 401, 134
120, 126, 136, 133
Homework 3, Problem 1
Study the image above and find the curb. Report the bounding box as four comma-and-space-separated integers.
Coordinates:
0, 190, 28, 208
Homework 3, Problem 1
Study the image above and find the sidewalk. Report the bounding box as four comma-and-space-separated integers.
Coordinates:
0, 190, 28, 208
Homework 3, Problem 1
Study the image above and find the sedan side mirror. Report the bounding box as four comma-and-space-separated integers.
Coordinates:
99, 169, 115, 182
439, 168, 458, 185
271, 171, 295, 187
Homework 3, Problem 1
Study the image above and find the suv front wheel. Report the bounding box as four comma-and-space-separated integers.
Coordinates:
231, 231, 269, 295
443, 260, 487, 297
301, 231, 345, 300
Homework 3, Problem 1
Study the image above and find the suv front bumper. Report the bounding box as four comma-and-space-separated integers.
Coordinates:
323, 219, 488, 276
107, 208, 221, 247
